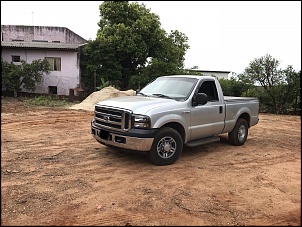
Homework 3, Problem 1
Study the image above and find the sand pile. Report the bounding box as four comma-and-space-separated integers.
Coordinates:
69, 86, 135, 111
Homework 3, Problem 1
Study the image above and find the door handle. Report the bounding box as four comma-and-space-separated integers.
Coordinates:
219, 106, 223, 114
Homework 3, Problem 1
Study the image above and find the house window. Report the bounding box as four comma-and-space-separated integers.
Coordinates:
48, 86, 57, 94
12, 55, 21, 62
45, 57, 61, 71
32, 40, 48, 42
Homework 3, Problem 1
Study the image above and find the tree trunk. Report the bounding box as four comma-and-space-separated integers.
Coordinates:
294, 94, 298, 115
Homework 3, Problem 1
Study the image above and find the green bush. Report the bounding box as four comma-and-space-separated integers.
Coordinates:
24, 96, 71, 107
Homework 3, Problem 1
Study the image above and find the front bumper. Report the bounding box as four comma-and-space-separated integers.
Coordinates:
91, 120, 155, 152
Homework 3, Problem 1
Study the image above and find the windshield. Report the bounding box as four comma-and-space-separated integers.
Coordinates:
139, 76, 198, 101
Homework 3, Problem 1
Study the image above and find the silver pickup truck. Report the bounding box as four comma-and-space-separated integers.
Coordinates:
91, 75, 259, 165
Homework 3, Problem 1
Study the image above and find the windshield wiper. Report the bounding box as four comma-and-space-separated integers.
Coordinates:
137, 92, 148, 96
152, 93, 172, 99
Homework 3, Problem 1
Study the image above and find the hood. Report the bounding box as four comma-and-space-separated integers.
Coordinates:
96, 96, 176, 114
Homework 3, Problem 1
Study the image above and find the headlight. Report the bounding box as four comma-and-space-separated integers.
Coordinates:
132, 114, 151, 129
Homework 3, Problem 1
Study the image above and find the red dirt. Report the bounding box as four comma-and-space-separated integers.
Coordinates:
1, 97, 301, 226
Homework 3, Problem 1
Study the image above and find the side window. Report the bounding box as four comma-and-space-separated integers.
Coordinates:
198, 81, 219, 101
45, 57, 61, 71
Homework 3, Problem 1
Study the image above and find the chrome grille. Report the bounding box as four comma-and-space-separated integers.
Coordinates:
94, 105, 132, 131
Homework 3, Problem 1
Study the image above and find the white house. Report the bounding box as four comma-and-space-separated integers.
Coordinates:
189, 69, 231, 80
1, 25, 87, 96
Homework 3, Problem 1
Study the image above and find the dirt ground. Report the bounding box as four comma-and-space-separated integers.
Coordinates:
1, 97, 301, 226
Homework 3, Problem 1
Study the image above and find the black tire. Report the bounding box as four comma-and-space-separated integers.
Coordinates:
228, 118, 248, 146
148, 127, 183, 166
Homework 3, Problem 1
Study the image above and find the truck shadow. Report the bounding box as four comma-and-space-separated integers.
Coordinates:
182, 135, 231, 157
94, 135, 233, 165
95, 145, 151, 165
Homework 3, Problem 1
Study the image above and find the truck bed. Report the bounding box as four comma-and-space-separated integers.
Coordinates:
224, 96, 258, 103
223, 96, 259, 132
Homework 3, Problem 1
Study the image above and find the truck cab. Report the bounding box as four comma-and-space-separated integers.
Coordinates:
190, 77, 225, 140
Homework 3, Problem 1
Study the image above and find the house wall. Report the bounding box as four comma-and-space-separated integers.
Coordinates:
1, 25, 86, 44
1, 48, 79, 96
199, 71, 230, 80
188, 69, 230, 80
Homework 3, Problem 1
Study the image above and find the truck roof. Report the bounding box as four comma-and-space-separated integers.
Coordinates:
161, 75, 216, 80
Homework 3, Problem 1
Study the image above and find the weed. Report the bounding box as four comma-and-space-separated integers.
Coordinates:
24, 96, 72, 107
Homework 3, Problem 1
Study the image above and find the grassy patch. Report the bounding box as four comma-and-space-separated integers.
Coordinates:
24, 96, 72, 107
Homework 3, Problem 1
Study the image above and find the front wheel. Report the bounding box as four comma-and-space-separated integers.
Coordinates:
228, 118, 248, 146
148, 127, 183, 166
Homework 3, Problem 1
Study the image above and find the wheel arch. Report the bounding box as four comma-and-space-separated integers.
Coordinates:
238, 112, 250, 127
160, 122, 185, 144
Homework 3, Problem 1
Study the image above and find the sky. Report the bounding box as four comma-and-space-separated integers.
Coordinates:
1, 1, 301, 74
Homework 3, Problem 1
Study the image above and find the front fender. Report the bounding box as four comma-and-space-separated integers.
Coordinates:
152, 113, 190, 143
153, 114, 185, 128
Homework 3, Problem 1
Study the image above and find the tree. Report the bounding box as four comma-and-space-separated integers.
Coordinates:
81, 1, 190, 92
80, 39, 119, 92
239, 54, 300, 114
241, 54, 282, 113
219, 76, 252, 96
279, 66, 300, 114
1, 59, 50, 97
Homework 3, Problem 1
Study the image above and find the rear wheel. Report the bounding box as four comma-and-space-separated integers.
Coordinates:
148, 127, 183, 166
228, 118, 248, 146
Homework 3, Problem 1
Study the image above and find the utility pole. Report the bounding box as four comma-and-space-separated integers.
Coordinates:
32, 12, 34, 25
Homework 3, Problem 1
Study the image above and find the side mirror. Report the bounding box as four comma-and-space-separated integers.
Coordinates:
196, 93, 208, 105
